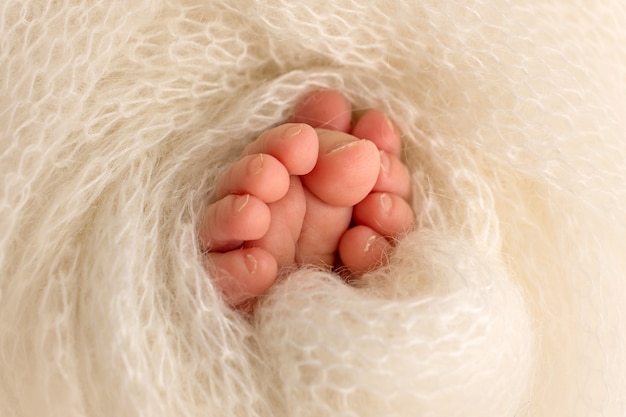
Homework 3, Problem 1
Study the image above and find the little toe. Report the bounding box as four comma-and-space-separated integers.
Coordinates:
302, 129, 380, 207
207, 247, 277, 305
215, 153, 290, 203
338, 225, 391, 274
243, 123, 319, 176
199, 194, 271, 251
353, 192, 415, 237
351, 109, 401, 155
290, 89, 352, 132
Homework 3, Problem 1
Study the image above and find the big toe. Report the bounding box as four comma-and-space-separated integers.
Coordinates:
302, 129, 380, 207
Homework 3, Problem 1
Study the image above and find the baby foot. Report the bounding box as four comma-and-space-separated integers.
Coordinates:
200, 90, 414, 306
292, 90, 414, 274
199, 123, 317, 305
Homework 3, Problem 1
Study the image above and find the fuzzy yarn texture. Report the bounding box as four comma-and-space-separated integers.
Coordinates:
1, 1, 625, 416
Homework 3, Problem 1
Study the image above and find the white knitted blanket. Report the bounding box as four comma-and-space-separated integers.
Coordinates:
1, 1, 625, 416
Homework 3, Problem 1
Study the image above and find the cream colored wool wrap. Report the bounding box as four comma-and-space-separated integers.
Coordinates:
1, 1, 625, 416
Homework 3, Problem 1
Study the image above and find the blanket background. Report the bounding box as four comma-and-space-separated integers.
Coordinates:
1, 1, 625, 416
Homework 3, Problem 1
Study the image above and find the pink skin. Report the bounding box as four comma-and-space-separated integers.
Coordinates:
199, 90, 414, 307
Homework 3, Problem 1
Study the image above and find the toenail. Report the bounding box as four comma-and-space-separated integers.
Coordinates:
286, 124, 303, 138
248, 154, 264, 176
244, 253, 257, 274
363, 234, 378, 253
234, 194, 250, 213
380, 193, 391, 213
379, 150, 390, 174
327, 139, 362, 154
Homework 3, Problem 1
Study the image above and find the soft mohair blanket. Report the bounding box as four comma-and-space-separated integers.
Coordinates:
1, 1, 625, 416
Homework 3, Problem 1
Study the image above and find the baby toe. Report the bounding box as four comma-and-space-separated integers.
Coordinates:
200, 194, 271, 251
351, 109, 401, 155
353, 192, 415, 238
302, 130, 380, 207
215, 153, 290, 203
338, 225, 391, 274
207, 247, 278, 306
243, 123, 319, 176
290, 89, 352, 132
373, 150, 412, 200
